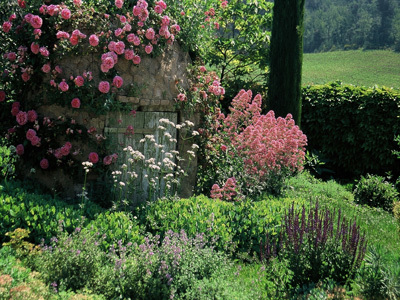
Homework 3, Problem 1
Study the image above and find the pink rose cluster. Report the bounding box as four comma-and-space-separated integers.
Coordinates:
15, 109, 37, 126
53, 142, 72, 159
101, 51, 118, 72
26, 128, 41, 147
103, 153, 118, 165
133, 0, 149, 22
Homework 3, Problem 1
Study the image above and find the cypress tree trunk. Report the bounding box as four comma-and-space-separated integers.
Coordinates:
267, 0, 305, 126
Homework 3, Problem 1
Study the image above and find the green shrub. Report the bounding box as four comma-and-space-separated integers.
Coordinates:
302, 82, 400, 178
138, 194, 305, 258
394, 201, 400, 228
0, 142, 17, 181
0, 183, 103, 244
84, 211, 144, 251
353, 174, 399, 211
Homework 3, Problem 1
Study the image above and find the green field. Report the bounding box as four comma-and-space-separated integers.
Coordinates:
302, 50, 400, 88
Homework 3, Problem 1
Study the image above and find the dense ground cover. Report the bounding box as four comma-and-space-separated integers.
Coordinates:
302, 50, 400, 88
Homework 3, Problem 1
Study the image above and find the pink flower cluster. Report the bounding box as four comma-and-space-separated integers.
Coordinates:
133, 0, 149, 22
208, 80, 225, 96
216, 90, 307, 190
54, 142, 72, 159
26, 128, 41, 146
210, 177, 237, 201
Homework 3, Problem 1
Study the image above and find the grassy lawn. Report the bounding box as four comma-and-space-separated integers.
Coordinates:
302, 50, 400, 88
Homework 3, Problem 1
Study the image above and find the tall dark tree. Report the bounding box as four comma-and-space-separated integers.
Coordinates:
267, 0, 305, 126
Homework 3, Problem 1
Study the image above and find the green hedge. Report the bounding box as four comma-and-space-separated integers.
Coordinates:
0, 183, 103, 244
138, 195, 306, 257
302, 82, 400, 177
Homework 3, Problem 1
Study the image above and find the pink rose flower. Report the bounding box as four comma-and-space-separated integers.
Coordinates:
115, 0, 124, 9
73, 0, 82, 6
61, 8, 71, 20
30, 15, 43, 29
103, 155, 113, 165
30, 42, 39, 54
132, 55, 141, 64
16, 144, 24, 156
71, 98, 81, 108
56, 31, 70, 39
26, 128, 37, 141
74, 75, 84, 87
145, 44, 153, 54
40, 158, 49, 169
0, 90, 5, 102
114, 28, 123, 37
21, 72, 30, 82
98, 81, 110, 93
55, 65, 62, 74
108, 41, 116, 52
124, 49, 134, 60
120, 15, 127, 23
39, 47, 49, 57
16, 111, 28, 125
18, 0, 26, 8
60, 145, 70, 156
113, 76, 123, 88
114, 41, 125, 55
2, 21, 12, 33
221, 145, 227, 151
88, 152, 99, 163
89, 34, 99, 46
69, 35, 79, 45
58, 81, 69, 92
41, 63, 51, 73
27, 110, 37, 122
7, 52, 16, 61
154, 5, 163, 14
145, 28, 155, 40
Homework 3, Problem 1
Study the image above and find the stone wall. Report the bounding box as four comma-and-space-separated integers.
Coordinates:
33, 43, 197, 201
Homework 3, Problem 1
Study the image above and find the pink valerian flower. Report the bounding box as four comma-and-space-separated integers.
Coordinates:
0, 90, 5, 102
40, 158, 49, 169
112, 76, 123, 88
16, 144, 24, 155
74, 75, 84, 87
61, 8, 71, 19
208, 80, 225, 96
30, 42, 40, 54
41, 63, 51, 73
58, 81, 69, 92
27, 110, 37, 122
3, 21, 12, 33
210, 178, 237, 201
124, 125, 134, 135
89, 34, 99, 46
145, 44, 153, 54
16, 111, 28, 125
210, 184, 223, 200
115, 0, 124, 8
71, 98, 81, 108
98, 81, 110, 93
88, 152, 99, 163
26, 128, 37, 141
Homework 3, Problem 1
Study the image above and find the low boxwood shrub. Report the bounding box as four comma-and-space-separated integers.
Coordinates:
138, 194, 306, 257
0, 183, 103, 244
302, 82, 400, 178
353, 174, 399, 211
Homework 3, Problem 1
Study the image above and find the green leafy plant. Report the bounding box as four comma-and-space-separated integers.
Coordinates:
353, 174, 399, 211
302, 82, 400, 178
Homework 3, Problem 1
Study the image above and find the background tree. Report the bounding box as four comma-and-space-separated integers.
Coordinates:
267, 0, 305, 126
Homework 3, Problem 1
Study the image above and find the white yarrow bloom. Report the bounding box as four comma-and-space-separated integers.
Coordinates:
158, 126, 166, 130
192, 131, 199, 136
185, 120, 194, 127
191, 144, 199, 149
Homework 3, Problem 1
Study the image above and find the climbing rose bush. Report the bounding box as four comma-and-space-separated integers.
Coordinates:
206, 90, 307, 199
0, 0, 180, 178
